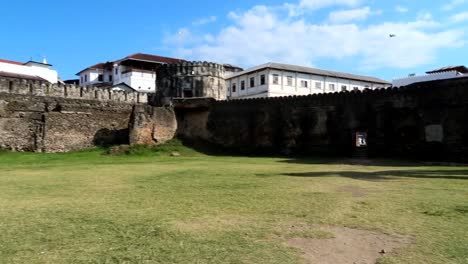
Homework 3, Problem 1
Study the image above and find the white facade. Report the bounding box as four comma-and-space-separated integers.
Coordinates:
227, 63, 390, 99
392, 71, 466, 87
0, 59, 58, 83
79, 65, 156, 92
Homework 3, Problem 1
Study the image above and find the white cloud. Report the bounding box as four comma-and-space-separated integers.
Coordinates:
450, 11, 468, 23
165, 2, 466, 71
192, 16, 217, 26
299, 0, 363, 10
328, 7, 372, 24
395, 6, 408, 13
443, 0, 467, 10
417, 11, 433, 21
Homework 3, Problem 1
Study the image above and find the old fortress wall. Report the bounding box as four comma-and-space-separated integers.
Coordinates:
1, 66, 468, 161
0, 75, 146, 152
0, 76, 149, 104
175, 77, 468, 161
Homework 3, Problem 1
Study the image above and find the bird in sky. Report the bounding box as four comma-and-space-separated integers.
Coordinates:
389, 34, 396, 38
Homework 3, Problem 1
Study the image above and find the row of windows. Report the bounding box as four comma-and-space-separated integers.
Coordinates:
231, 74, 372, 93
81, 74, 113, 83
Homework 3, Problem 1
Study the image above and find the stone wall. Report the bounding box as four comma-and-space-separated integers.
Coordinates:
155, 62, 227, 104
0, 93, 133, 152
129, 105, 177, 145
0, 75, 149, 104
175, 77, 468, 161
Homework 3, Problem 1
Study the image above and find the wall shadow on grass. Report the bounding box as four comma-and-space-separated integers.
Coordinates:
277, 157, 468, 167
283, 169, 468, 181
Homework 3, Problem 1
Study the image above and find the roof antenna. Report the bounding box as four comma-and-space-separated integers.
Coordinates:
42, 56, 47, 64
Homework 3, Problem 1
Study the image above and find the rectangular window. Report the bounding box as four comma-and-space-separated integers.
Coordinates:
98, 74, 103, 82
241, 80, 245, 90
287, 76, 293, 86
115, 68, 118, 74
260, 74, 266, 85
232, 83, 237, 93
353, 86, 359, 91
300, 80, 308, 88
364, 85, 370, 89
250, 77, 255, 88
328, 84, 335, 91
109, 75, 113, 82
341, 85, 347, 91
272, 74, 279, 85
315, 82, 322, 89
84, 74, 87, 82
80, 76, 83, 83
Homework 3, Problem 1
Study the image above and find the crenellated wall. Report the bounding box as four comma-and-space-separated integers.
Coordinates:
155, 61, 227, 104
0, 76, 149, 103
175, 77, 468, 161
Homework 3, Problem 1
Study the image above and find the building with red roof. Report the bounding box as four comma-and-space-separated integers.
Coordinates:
76, 53, 185, 92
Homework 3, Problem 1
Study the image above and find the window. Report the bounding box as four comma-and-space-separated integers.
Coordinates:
315, 82, 322, 89
341, 85, 347, 91
241, 80, 245, 90
260, 74, 266, 85
250, 77, 255, 88
80, 76, 83, 83
84, 74, 87, 82
364, 85, 370, 89
287, 76, 293, 86
272, 74, 279, 85
329, 84, 335, 91
232, 83, 237, 93
115, 68, 118, 74
98, 74, 104, 82
300, 80, 308, 88
109, 75, 113, 82
353, 86, 359, 91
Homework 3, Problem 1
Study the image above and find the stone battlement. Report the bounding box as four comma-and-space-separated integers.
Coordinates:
160, 61, 225, 77
156, 61, 228, 101
0, 76, 148, 104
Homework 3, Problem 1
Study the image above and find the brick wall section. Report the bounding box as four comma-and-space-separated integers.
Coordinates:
175, 77, 468, 161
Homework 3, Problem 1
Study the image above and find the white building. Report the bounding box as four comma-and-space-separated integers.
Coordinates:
392, 66, 468, 87
0, 58, 59, 83
76, 53, 184, 93
226, 62, 390, 99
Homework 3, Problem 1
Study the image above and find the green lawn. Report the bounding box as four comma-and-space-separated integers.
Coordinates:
0, 143, 467, 264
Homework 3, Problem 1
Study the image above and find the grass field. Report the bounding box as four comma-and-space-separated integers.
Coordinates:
0, 142, 467, 263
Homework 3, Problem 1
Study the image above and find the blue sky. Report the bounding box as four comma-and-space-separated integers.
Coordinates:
1, 0, 467, 81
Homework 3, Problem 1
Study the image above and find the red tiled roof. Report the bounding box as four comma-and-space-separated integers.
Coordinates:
122, 53, 186, 64
76, 53, 186, 75
76, 62, 113, 75
426, 65, 468, 74
88, 62, 112, 70
0, 59, 23, 65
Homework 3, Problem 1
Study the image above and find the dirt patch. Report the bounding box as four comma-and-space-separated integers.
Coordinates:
285, 226, 410, 264
336, 185, 368, 197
